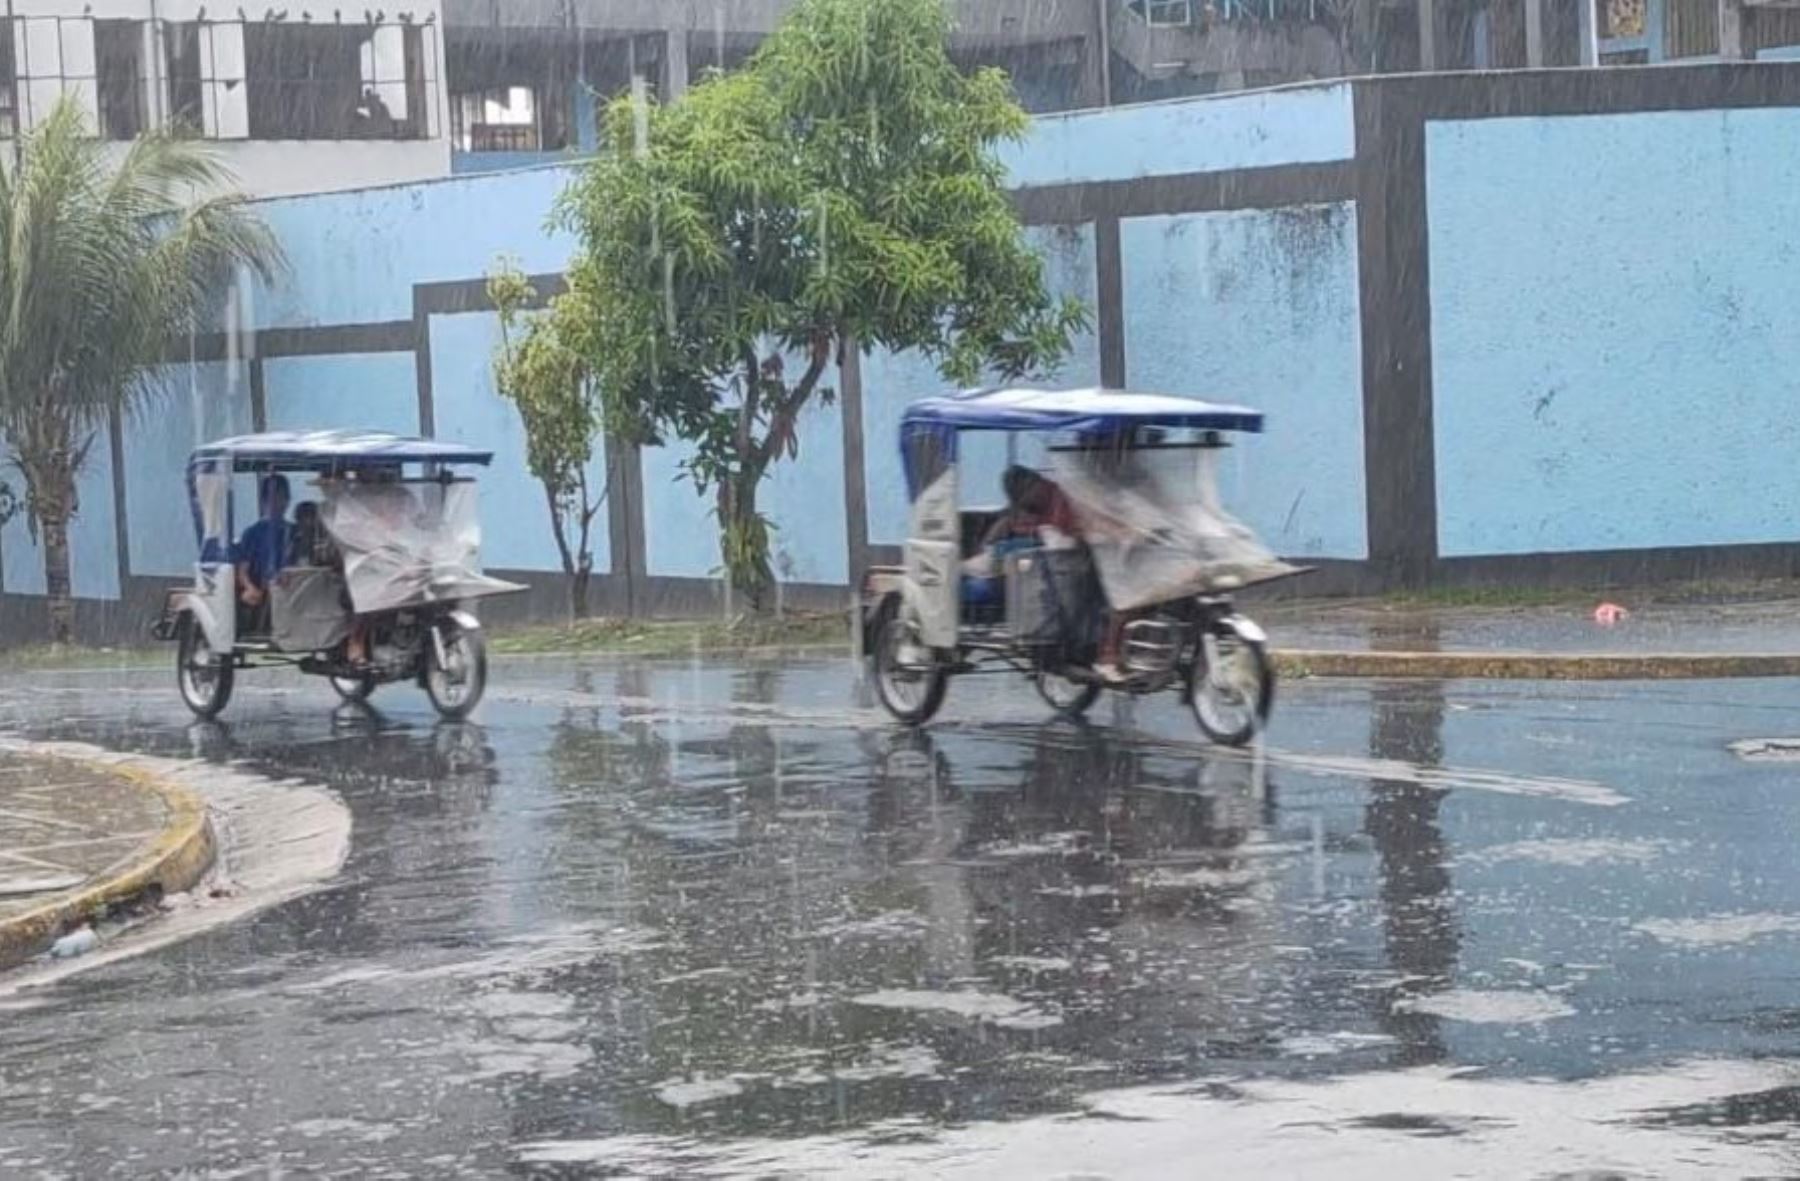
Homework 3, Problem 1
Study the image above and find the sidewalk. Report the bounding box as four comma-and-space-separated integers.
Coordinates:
1260, 597, 1800, 679
0, 751, 213, 969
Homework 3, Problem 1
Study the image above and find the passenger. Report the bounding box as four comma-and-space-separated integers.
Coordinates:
234, 473, 292, 626
288, 500, 333, 567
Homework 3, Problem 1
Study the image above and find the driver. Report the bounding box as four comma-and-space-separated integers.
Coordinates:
961, 466, 1077, 607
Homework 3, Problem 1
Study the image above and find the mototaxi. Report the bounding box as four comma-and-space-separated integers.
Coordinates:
153, 430, 524, 720
859, 387, 1303, 745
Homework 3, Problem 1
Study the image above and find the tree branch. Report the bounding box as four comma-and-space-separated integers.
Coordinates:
755, 331, 831, 468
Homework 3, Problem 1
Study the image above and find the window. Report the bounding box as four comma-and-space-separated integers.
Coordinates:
244, 22, 430, 140
94, 21, 144, 139
1600, 0, 1647, 38
164, 22, 203, 132
163, 21, 244, 138
451, 86, 547, 152
1143, 0, 1195, 26
15, 18, 95, 130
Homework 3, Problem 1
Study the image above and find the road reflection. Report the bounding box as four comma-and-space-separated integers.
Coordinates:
0, 658, 1488, 1157
1366, 680, 1457, 1065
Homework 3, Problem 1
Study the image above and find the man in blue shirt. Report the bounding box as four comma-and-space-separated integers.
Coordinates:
235, 474, 292, 622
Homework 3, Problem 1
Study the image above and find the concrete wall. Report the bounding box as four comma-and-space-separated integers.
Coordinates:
15, 68, 1800, 642
1428, 106, 1800, 558
996, 81, 1354, 186
1119, 204, 1366, 560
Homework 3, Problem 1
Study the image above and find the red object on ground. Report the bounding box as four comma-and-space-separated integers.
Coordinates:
1593, 602, 1629, 626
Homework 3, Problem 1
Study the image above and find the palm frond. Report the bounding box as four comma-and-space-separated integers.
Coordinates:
0, 96, 285, 441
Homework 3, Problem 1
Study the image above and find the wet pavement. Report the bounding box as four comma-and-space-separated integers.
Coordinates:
1264, 596, 1800, 655
1, 655, 1800, 1174
0, 755, 169, 920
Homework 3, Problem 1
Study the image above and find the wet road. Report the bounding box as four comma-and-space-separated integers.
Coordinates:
3, 656, 1800, 1175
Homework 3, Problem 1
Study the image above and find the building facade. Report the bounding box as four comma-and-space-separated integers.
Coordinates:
2, 0, 450, 195
5, 0, 1800, 195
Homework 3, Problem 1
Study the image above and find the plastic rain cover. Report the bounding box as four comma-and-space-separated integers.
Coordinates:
1048, 446, 1297, 611
320, 479, 525, 614
192, 466, 232, 564
270, 567, 354, 653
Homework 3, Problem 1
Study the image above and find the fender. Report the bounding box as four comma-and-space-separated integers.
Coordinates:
182, 593, 231, 653
444, 608, 483, 634
1220, 614, 1267, 645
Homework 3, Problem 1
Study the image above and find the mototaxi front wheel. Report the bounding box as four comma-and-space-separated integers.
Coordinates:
870, 596, 947, 726
425, 618, 488, 720
1188, 623, 1274, 747
1036, 671, 1101, 719
176, 614, 235, 719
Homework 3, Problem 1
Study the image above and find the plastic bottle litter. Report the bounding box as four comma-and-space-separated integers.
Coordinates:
49, 926, 98, 959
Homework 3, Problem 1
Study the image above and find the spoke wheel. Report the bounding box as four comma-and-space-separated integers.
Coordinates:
176, 615, 234, 719
1189, 628, 1273, 747
425, 620, 488, 720
871, 596, 947, 726
1036, 671, 1101, 719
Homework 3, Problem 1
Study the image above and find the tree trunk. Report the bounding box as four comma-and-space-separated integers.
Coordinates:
718, 473, 771, 615
38, 475, 75, 646
572, 557, 592, 621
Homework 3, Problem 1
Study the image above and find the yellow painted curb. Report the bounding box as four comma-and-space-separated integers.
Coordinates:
0, 755, 215, 971
1274, 649, 1800, 681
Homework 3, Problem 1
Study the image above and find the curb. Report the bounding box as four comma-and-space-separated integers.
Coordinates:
1273, 649, 1800, 681
0, 755, 216, 971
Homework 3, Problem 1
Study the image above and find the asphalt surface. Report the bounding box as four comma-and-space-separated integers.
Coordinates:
2, 654, 1800, 1176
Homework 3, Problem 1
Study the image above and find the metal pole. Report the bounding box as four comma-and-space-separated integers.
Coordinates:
1094, 0, 1112, 106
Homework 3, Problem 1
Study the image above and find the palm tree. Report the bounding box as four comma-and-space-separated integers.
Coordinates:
0, 97, 282, 644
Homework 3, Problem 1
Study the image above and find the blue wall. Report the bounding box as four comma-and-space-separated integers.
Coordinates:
862, 223, 1102, 546
429, 311, 612, 576
247, 165, 578, 331
642, 344, 849, 585
1118, 204, 1367, 559
124, 362, 256, 580
998, 82, 1355, 187
1427, 107, 1800, 557
266, 354, 420, 434
36, 77, 1800, 615
0, 432, 120, 601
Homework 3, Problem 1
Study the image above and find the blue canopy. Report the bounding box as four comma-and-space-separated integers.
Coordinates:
901, 387, 1264, 436
189, 430, 494, 471
898, 387, 1263, 497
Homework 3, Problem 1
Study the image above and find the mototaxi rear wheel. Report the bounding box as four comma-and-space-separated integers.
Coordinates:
871, 595, 947, 726
329, 674, 377, 703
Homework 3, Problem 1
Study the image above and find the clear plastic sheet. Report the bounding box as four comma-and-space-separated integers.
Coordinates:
1048, 446, 1297, 611
318, 479, 525, 615
269, 566, 354, 653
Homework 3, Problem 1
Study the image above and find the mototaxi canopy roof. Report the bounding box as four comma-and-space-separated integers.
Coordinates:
188, 430, 495, 472
898, 387, 1264, 497
184, 431, 494, 559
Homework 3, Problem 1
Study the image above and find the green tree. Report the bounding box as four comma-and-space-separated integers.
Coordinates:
0, 98, 280, 643
488, 258, 607, 619
556, 0, 1086, 609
